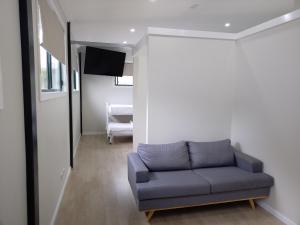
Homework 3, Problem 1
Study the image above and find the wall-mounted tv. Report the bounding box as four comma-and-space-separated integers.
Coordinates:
84, 46, 126, 77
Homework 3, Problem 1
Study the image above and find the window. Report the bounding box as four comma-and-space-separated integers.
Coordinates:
37, 2, 66, 99
40, 46, 48, 90
73, 70, 79, 91
61, 63, 66, 90
51, 56, 62, 91
115, 76, 133, 86
40, 46, 64, 92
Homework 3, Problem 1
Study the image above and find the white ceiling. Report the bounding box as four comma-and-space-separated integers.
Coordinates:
58, 0, 300, 44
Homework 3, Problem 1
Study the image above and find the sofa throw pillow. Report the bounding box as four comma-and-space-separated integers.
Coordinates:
188, 139, 234, 169
137, 141, 190, 171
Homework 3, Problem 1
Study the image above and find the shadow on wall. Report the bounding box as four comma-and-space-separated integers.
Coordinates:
231, 37, 300, 223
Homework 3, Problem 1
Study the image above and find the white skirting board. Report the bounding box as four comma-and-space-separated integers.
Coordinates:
50, 167, 71, 225
50, 135, 82, 225
257, 201, 297, 225
50, 136, 81, 225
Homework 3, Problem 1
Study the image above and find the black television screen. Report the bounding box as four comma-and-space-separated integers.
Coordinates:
84, 46, 126, 77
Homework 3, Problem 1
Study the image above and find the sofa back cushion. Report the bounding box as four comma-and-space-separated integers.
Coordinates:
137, 141, 190, 171
188, 139, 234, 169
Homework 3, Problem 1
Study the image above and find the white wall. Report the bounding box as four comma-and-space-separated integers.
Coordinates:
231, 19, 300, 225
0, 0, 27, 224
72, 90, 81, 154
32, 0, 71, 224
36, 98, 70, 225
71, 45, 81, 156
0, 56, 3, 109
145, 35, 235, 144
82, 75, 133, 135
77, 42, 136, 134
133, 39, 148, 149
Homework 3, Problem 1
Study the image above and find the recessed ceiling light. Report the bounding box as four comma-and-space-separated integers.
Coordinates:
225, 23, 231, 27
149, 0, 157, 2
123, 41, 127, 44
284, 14, 291, 21
130, 28, 135, 33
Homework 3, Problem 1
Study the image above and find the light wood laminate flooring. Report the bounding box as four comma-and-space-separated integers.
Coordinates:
55, 135, 283, 225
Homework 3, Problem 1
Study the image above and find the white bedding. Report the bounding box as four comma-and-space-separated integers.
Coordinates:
108, 104, 133, 115
107, 122, 133, 133
106, 103, 133, 143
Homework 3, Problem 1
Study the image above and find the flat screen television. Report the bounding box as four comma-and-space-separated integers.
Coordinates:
84, 46, 126, 77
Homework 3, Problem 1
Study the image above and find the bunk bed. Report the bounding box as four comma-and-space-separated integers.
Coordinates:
106, 103, 133, 144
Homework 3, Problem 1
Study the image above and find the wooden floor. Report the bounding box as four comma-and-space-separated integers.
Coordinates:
55, 135, 283, 225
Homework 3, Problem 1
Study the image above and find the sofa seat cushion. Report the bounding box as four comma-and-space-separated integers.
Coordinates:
193, 167, 274, 193
136, 170, 210, 200
188, 139, 235, 169
137, 141, 190, 171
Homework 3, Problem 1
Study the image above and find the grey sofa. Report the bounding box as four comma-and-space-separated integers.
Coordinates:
128, 139, 274, 221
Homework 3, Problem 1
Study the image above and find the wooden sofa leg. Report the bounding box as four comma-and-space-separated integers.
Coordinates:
146, 210, 155, 221
249, 199, 256, 210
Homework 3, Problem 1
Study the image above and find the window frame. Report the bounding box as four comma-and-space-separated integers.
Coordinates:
73, 70, 79, 91
115, 76, 133, 87
37, 3, 66, 102
41, 50, 64, 92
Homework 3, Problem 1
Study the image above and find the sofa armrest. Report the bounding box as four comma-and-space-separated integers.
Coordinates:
233, 149, 263, 173
128, 153, 149, 183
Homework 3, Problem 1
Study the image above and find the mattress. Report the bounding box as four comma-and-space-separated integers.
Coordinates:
108, 122, 133, 133
108, 104, 133, 115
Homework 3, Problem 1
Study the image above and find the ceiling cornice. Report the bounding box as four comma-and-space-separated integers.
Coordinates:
236, 9, 300, 39
147, 9, 300, 41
